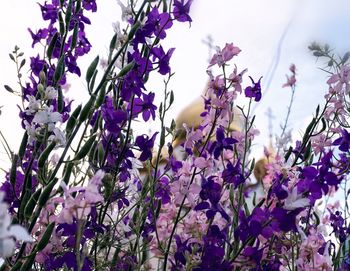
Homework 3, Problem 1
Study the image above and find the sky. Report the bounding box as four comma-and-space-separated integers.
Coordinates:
1, 0, 350, 167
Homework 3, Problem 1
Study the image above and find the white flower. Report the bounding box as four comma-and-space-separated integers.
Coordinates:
44, 86, 57, 100
116, 0, 133, 22
0, 192, 32, 258
24, 120, 40, 145
48, 127, 66, 147
283, 186, 310, 211
33, 106, 62, 131
25, 95, 41, 115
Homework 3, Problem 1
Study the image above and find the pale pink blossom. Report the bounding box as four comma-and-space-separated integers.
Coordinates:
209, 43, 241, 67
311, 133, 332, 155
228, 65, 247, 94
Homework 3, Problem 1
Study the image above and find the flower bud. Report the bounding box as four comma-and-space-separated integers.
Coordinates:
79, 95, 96, 123
39, 71, 46, 83
24, 188, 42, 219
66, 104, 82, 137
38, 142, 57, 170
37, 83, 45, 95
38, 178, 57, 207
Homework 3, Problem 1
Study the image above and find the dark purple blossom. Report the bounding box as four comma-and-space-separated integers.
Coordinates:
121, 70, 145, 101
131, 92, 157, 121
83, 0, 97, 12
222, 160, 245, 188
243, 245, 264, 265
30, 55, 46, 76
135, 133, 158, 161
209, 127, 237, 159
151, 46, 175, 75
155, 176, 171, 204
196, 177, 230, 221
244, 76, 262, 102
195, 225, 232, 271
235, 208, 276, 242
101, 97, 128, 135
39, 2, 59, 23
173, 235, 193, 267
173, 0, 194, 23
28, 28, 49, 47
333, 129, 350, 152
329, 210, 348, 242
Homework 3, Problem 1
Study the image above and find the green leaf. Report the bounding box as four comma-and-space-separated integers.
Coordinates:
128, 21, 141, 41
38, 142, 57, 170
58, 11, 65, 36
36, 222, 55, 251
54, 55, 65, 84
38, 178, 58, 207
70, 23, 79, 50
86, 55, 99, 84
66, 104, 82, 137
73, 134, 97, 161
79, 95, 96, 123
47, 32, 59, 60
57, 87, 64, 113
116, 61, 135, 78
24, 188, 42, 219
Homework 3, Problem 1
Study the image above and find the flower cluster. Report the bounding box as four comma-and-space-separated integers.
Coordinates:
1, 1, 350, 271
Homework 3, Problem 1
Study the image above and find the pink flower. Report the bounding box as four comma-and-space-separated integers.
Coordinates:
282, 74, 296, 88
208, 43, 241, 67
327, 65, 350, 94
56, 171, 104, 224
282, 64, 297, 88
311, 133, 332, 155
228, 65, 247, 93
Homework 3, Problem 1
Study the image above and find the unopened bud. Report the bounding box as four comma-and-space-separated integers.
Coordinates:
37, 83, 45, 94
39, 71, 46, 83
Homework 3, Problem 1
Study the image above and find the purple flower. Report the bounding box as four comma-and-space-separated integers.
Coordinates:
333, 129, 350, 152
135, 133, 158, 161
39, 2, 59, 23
329, 210, 348, 242
30, 55, 46, 76
121, 69, 145, 101
28, 28, 49, 48
173, 235, 193, 266
196, 177, 230, 221
148, 8, 173, 40
131, 92, 157, 121
155, 176, 171, 204
173, 0, 194, 23
222, 160, 245, 188
151, 46, 175, 75
235, 208, 276, 242
244, 76, 262, 102
133, 8, 173, 45
74, 32, 92, 57
83, 0, 97, 12
101, 97, 128, 135
243, 245, 264, 265
271, 207, 301, 232
209, 127, 237, 159
196, 225, 232, 271
65, 53, 81, 76
298, 153, 340, 203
